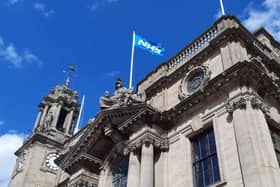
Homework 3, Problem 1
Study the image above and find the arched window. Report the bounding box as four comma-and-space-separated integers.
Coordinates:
112, 158, 128, 187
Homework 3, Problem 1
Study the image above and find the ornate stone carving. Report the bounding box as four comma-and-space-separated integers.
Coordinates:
250, 96, 270, 115
225, 102, 235, 113
226, 94, 270, 115
127, 131, 169, 154
178, 65, 211, 100
100, 78, 146, 110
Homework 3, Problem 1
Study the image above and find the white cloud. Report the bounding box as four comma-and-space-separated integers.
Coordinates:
33, 2, 55, 17
6, 0, 24, 6
106, 0, 119, 3
2, 45, 22, 67
106, 71, 120, 77
243, 0, 280, 40
89, 0, 119, 12
0, 36, 42, 68
23, 50, 43, 65
89, 2, 99, 12
0, 133, 25, 187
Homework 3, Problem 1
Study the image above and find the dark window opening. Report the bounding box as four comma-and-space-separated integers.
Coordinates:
112, 158, 128, 187
191, 128, 221, 187
269, 125, 280, 166
56, 109, 67, 132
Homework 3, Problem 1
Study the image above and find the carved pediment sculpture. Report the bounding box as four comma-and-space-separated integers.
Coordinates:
100, 78, 146, 110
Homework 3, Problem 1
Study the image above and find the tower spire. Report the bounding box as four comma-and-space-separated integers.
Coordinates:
65, 65, 76, 87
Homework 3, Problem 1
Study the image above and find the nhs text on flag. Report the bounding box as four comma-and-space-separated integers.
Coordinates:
134, 34, 165, 56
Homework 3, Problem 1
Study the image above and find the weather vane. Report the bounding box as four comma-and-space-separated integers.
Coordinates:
64, 64, 76, 87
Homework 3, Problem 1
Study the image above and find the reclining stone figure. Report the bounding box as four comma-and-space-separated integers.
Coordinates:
100, 78, 145, 110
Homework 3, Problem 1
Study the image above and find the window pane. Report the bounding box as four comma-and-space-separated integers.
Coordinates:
208, 130, 216, 153
208, 157, 214, 184
199, 162, 204, 187
203, 159, 210, 186
193, 164, 200, 187
200, 134, 208, 159
193, 141, 200, 162
212, 155, 220, 182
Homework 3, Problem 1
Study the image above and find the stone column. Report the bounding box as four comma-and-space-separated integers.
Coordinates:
154, 151, 168, 187
97, 169, 105, 187
103, 170, 112, 187
232, 101, 280, 186
127, 151, 140, 187
39, 105, 49, 126
213, 112, 243, 186
139, 143, 154, 187
65, 110, 74, 134
52, 104, 62, 128
33, 110, 42, 131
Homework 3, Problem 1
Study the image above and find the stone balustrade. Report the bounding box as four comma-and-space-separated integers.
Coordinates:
167, 27, 219, 70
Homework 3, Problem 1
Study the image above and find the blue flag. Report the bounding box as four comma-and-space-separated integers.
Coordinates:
134, 34, 165, 56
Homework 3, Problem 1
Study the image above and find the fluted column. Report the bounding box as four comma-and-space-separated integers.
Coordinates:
33, 109, 42, 131
127, 151, 140, 187
39, 105, 49, 126
139, 143, 154, 187
229, 96, 280, 186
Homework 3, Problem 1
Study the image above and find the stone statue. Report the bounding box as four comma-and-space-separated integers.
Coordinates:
99, 78, 145, 110
43, 111, 53, 131
100, 91, 116, 110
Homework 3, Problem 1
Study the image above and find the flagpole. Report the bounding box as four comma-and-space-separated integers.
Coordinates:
219, 0, 225, 15
74, 95, 85, 134
129, 31, 135, 89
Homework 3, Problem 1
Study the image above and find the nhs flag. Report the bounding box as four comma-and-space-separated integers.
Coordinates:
134, 34, 165, 56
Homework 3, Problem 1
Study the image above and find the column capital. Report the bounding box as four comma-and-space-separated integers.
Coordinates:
126, 131, 168, 155
225, 94, 270, 115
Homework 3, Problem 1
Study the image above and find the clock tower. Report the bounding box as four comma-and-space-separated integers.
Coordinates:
8, 75, 80, 187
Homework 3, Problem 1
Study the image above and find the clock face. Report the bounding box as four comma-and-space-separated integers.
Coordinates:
45, 153, 59, 171
187, 71, 204, 93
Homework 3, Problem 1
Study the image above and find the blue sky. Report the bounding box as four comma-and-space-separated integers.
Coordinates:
1, 0, 280, 186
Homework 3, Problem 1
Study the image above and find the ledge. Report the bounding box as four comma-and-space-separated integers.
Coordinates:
211, 180, 227, 187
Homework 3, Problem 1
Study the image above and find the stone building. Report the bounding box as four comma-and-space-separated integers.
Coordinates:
8, 16, 280, 187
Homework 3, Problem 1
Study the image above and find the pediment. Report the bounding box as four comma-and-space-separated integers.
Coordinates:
57, 103, 158, 174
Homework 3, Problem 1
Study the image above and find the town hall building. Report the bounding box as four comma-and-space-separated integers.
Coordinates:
7, 16, 280, 187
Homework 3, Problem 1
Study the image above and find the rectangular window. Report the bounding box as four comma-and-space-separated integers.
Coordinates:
269, 125, 280, 166
192, 128, 220, 187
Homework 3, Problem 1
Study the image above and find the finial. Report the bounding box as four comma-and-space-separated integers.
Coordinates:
65, 65, 76, 87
